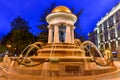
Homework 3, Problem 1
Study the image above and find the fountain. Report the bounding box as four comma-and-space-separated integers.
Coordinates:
0, 6, 117, 80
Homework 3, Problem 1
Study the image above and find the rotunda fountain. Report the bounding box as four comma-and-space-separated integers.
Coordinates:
1, 6, 117, 80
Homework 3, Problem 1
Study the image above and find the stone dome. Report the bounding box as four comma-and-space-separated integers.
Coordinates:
52, 6, 72, 13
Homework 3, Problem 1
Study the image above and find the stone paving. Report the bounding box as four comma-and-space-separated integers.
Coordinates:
1, 69, 120, 80
1, 62, 120, 80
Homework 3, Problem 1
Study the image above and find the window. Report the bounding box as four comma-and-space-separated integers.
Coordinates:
100, 34, 103, 42
103, 21, 108, 30
118, 40, 120, 46
110, 29, 115, 39
99, 24, 102, 33
117, 23, 120, 37
100, 45, 104, 55
108, 16, 114, 28
105, 43, 109, 49
111, 41, 116, 51
104, 31, 108, 41
115, 9, 120, 23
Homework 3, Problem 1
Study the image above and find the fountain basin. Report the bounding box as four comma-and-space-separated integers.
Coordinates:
3, 62, 117, 77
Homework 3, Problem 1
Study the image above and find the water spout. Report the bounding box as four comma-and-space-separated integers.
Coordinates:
81, 41, 107, 65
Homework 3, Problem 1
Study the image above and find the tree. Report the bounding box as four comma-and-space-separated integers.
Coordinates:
74, 31, 86, 42
0, 42, 6, 54
37, 3, 56, 43
75, 9, 83, 32
1, 16, 35, 56
74, 9, 85, 41
11, 16, 30, 31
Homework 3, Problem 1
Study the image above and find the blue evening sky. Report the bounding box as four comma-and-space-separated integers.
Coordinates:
0, 0, 119, 39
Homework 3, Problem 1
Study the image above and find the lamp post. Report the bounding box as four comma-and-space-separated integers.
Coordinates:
7, 44, 11, 48
6, 44, 12, 56
104, 49, 111, 60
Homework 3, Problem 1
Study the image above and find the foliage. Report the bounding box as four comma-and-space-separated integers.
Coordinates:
11, 16, 30, 31
74, 9, 86, 41
74, 31, 86, 42
1, 16, 35, 56
75, 9, 83, 31
39, 3, 56, 23
37, 3, 56, 43
0, 43, 6, 54
0, 58, 3, 62
37, 31, 48, 43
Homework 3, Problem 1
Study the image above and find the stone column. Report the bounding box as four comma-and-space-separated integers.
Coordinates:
108, 42, 111, 51
54, 25, 59, 43
116, 41, 119, 48
48, 26, 53, 43
97, 28, 100, 49
71, 27, 74, 43
107, 20, 111, 51
65, 25, 71, 43
115, 27, 118, 39
102, 24, 106, 50
113, 14, 116, 24
115, 27, 119, 48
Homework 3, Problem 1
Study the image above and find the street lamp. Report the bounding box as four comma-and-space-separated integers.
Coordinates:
7, 44, 11, 48
104, 49, 111, 60
6, 44, 12, 56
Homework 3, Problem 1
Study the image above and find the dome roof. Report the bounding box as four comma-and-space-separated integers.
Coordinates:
52, 6, 72, 13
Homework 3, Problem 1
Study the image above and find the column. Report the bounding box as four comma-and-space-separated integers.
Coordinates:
116, 40, 119, 48
48, 27, 53, 43
107, 20, 111, 51
65, 26, 71, 43
102, 23, 106, 50
108, 42, 111, 51
115, 27, 119, 48
71, 27, 74, 43
115, 27, 118, 38
102, 24, 105, 42
97, 28, 100, 49
113, 14, 116, 24
107, 20, 109, 28
54, 25, 59, 43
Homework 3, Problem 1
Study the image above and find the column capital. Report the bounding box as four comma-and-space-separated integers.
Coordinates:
49, 23, 61, 27
50, 22, 74, 28
48, 25, 53, 29
65, 23, 74, 27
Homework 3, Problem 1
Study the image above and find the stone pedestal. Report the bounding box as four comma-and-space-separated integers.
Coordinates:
3, 55, 11, 65
10, 61, 19, 67
41, 62, 50, 76
54, 25, 59, 43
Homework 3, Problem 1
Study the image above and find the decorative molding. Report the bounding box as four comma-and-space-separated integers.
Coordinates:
46, 12, 77, 24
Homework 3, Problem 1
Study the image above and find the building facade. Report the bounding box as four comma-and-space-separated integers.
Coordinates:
88, 3, 120, 57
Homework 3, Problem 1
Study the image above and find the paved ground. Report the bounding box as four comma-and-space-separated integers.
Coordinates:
1, 69, 120, 80
1, 62, 120, 80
